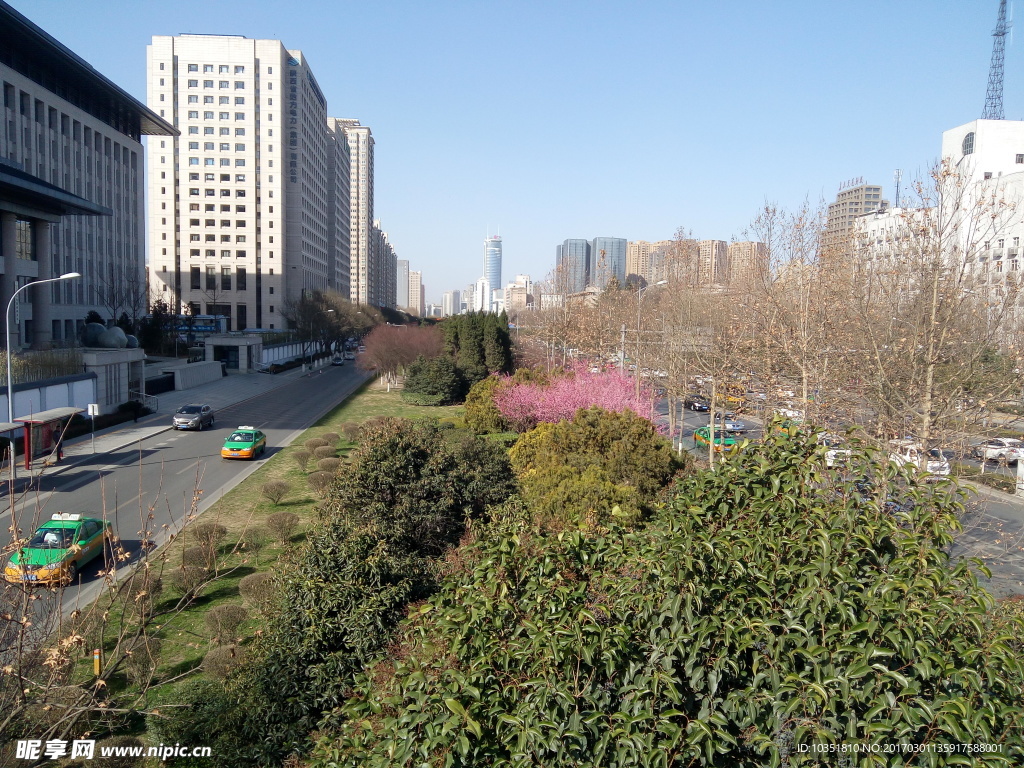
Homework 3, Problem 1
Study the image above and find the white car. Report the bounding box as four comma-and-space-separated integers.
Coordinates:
888, 440, 950, 476
774, 407, 804, 422
819, 434, 853, 468
971, 438, 1023, 465
719, 415, 747, 433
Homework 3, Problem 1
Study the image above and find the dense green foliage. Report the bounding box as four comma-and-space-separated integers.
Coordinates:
307, 427, 1024, 767
442, 311, 513, 387
228, 419, 517, 764
401, 354, 466, 405
509, 407, 682, 528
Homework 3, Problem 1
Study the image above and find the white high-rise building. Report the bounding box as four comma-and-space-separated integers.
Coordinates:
442, 289, 460, 317
147, 34, 340, 331
474, 276, 491, 312
408, 270, 424, 315
338, 119, 376, 305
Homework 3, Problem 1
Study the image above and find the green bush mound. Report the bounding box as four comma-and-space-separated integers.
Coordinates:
401, 354, 465, 406
510, 406, 684, 529
307, 428, 1024, 767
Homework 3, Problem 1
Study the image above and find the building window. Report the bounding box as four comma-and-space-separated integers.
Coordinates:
206, 249, 216, 257
219, 80, 229, 89
235, 112, 245, 120
235, 159, 245, 167
206, 266, 216, 290
962, 132, 975, 155
189, 188, 200, 196
221, 158, 231, 166
235, 128, 245, 136
219, 112, 229, 120
188, 79, 198, 88
203, 65, 213, 73
189, 157, 199, 165
205, 158, 215, 166
204, 111, 214, 119
219, 65, 229, 74
190, 234, 200, 243
236, 268, 247, 290
235, 97, 245, 105
204, 96, 214, 104
190, 266, 201, 289
1017, 154, 1024, 164
984, 172, 993, 180
188, 110, 199, 119
235, 66, 245, 74
188, 126, 199, 135
204, 80, 213, 88
205, 173, 216, 181
188, 141, 199, 150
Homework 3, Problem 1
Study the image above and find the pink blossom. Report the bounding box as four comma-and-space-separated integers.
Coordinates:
494, 364, 658, 431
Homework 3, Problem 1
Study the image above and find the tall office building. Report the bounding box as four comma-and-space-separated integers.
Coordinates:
556, 239, 590, 293
590, 237, 626, 288
483, 235, 502, 301
1, 2, 173, 348
396, 259, 410, 310
336, 119, 375, 304
825, 181, 887, 252
147, 34, 338, 331
408, 270, 423, 316
442, 289, 460, 317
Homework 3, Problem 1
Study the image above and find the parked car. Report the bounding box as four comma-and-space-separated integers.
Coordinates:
819, 433, 853, 468
971, 438, 1024, 465
173, 403, 215, 431
888, 439, 950, 476
344, 351, 356, 361
716, 414, 747, 433
3, 513, 112, 586
331, 356, 346, 366
685, 395, 710, 412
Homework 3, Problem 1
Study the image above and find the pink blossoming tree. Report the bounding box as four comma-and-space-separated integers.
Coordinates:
493, 364, 658, 432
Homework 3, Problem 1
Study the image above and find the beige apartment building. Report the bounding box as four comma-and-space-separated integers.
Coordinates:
825, 182, 887, 252
408, 270, 424, 316
727, 241, 768, 287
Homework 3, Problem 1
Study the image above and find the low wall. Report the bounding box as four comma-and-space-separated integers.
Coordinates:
0, 373, 96, 421
168, 360, 223, 390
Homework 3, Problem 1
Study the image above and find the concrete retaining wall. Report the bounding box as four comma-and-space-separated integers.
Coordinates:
169, 361, 223, 390
0, 374, 96, 420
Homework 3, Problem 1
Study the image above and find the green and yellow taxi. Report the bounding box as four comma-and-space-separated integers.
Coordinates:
3, 513, 112, 586
221, 425, 267, 460
693, 426, 739, 452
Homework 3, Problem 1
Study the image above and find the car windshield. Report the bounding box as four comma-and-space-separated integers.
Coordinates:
177, 405, 201, 414
928, 449, 943, 460
229, 432, 254, 443
29, 527, 76, 549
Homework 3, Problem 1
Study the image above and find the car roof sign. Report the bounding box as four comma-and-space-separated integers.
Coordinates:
51, 513, 82, 521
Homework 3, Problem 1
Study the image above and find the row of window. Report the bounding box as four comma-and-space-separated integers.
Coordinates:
188, 173, 247, 182
187, 234, 246, 243
187, 64, 246, 74
187, 96, 246, 105
189, 219, 248, 227
187, 80, 246, 90
189, 188, 247, 197
186, 111, 246, 120
190, 266, 248, 291
188, 142, 246, 151
188, 157, 246, 167
187, 127, 246, 136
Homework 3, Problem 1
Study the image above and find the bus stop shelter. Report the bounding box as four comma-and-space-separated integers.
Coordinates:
15, 406, 83, 469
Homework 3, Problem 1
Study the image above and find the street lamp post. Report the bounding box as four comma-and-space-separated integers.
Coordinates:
6, 272, 81, 479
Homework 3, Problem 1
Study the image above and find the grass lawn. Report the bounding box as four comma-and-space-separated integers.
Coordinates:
67, 380, 466, 752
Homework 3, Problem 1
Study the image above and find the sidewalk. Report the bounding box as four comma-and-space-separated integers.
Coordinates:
24, 361, 326, 481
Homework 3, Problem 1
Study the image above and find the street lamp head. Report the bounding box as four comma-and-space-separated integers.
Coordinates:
59, 272, 82, 280
654, 280, 668, 286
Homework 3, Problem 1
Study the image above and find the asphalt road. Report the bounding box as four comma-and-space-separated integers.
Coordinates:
1, 364, 371, 638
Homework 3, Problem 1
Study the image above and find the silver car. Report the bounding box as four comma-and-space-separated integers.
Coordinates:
173, 403, 215, 431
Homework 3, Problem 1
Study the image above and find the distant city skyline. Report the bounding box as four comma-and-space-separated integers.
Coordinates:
7, 0, 1020, 305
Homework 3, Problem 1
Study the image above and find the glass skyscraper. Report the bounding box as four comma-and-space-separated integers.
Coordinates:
590, 237, 627, 289
556, 239, 590, 293
484, 236, 502, 303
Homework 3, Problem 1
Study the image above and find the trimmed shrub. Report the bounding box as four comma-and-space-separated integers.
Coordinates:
124, 636, 161, 689
123, 572, 162, 620
260, 480, 290, 504
320, 432, 340, 444
266, 511, 299, 544
238, 571, 278, 613
340, 421, 361, 442
203, 644, 245, 680
293, 449, 313, 471
182, 545, 215, 570
317, 457, 342, 474
313, 445, 336, 459
192, 522, 228, 551
236, 526, 268, 564
307, 470, 334, 498
204, 604, 249, 643
304, 437, 328, 452
463, 374, 512, 434
167, 565, 208, 598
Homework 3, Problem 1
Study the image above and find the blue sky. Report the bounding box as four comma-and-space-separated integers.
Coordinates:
10, 0, 1020, 304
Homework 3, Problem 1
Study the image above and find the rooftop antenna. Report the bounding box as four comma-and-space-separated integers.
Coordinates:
982, 0, 1009, 119
893, 169, 903, 208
